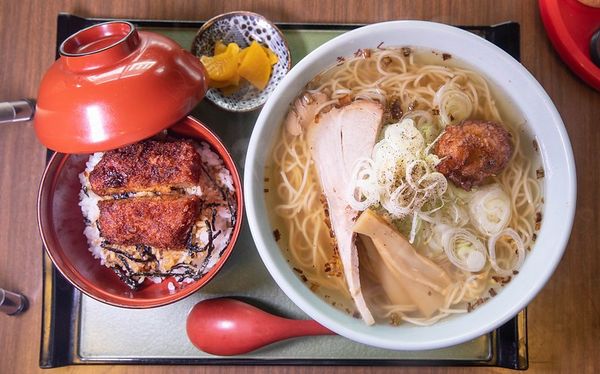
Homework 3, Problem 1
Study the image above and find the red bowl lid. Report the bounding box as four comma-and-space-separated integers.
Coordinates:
34, 21, 208, 153
539, 0, 600, 91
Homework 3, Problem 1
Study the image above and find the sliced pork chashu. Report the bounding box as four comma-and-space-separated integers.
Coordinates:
306, 100, 383, 324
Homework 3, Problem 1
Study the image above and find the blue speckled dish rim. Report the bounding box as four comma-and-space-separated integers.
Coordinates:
190, 11, 293, 113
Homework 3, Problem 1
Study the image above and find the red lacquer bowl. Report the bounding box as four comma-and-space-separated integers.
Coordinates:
37, 116, 244, 308
34, 21, 208, 153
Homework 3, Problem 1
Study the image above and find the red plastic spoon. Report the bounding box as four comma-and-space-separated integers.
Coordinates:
186, 298, 335, 356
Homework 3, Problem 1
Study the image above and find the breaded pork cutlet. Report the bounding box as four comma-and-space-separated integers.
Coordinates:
98, 195, 200, 250
89, 139, 201, 196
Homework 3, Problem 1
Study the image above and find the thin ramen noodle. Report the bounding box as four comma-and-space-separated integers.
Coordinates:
265, 47, 543, 326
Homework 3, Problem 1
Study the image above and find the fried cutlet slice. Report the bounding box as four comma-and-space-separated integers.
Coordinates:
98, 195, 200, 250
89, 139, 201, 196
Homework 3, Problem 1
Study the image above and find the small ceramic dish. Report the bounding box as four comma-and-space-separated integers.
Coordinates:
191, 11, 291, 112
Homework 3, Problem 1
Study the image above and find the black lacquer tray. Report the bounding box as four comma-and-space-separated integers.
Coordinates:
40, 13, 527, 369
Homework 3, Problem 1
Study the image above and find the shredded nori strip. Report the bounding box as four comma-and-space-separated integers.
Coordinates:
204, 219, 215, 252
223, 189, 236, 227
186, 237, 203, 253
135, 244, 156, 259
135, 244, 159, 266
199, 163, 217, 186
186, 242, 203, 253
132, 263, 200, 282
101, 243, 157, 264
111, 254, 202, 286
211, 207, 217, 230
112, 267, 140, 289
112, 254, 144, 289
199, 163, 237, 228
117, 254, 135, 273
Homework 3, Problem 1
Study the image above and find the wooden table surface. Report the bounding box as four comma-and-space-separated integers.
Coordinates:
0, 0, 598, 373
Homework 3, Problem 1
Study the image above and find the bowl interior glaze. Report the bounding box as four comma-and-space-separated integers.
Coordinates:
38, 116, 243, 308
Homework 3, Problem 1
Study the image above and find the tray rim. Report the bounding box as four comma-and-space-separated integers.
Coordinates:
40, 13, 527, 370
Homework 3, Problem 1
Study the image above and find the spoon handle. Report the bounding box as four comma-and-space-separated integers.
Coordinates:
0, 100, 35, 124
282, 318, 334, 338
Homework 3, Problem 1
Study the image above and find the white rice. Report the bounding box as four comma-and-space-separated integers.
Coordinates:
167, 281, 176, 293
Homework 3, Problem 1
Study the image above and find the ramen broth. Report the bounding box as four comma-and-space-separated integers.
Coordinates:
264, 47, 543, 326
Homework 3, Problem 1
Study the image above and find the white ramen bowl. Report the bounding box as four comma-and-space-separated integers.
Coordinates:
244, 20, 576, 350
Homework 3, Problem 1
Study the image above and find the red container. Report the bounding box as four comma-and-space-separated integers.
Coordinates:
35, 21, 207, 153
38, 116, 243, 308
35, 22, 243, 308
539, 0, 600, 91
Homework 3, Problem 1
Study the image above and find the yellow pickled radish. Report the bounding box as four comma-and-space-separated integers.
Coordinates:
238, 46, 249, 62
238, 41, 272, 90
208, 77, 239, 89
202, 40, 278, 92
262, 45, 279, 65
238, 42, 278, 66
200, 42, 240, 86
214, 40, 228, 55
